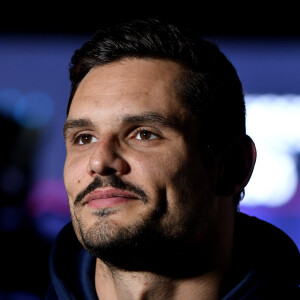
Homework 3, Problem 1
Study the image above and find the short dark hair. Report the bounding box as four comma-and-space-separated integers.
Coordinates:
67, 18, 246, 207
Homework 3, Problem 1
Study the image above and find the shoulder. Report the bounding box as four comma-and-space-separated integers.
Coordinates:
226, 212, 300, 299
235, 212, 300, 259
235, 212, 300, 292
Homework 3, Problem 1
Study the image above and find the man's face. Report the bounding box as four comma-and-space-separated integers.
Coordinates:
63, 58, 218, 269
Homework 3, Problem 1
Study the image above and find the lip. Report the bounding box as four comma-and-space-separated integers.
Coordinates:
83, 188, 139, 209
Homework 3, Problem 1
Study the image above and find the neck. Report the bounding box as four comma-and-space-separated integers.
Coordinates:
95, 259, 225, 300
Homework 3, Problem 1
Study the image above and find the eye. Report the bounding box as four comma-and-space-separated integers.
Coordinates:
75, 134, 98, 145
135, 130, 159, 141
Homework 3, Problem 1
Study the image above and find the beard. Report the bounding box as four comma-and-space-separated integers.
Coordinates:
71, 174, 216, 277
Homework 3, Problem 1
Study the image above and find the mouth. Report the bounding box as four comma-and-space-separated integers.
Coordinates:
82, 188, 139, 209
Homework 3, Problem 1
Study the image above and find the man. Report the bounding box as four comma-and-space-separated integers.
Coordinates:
46, 18, 300, 299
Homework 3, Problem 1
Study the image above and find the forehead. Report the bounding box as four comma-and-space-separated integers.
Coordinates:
68, 58, 187, 118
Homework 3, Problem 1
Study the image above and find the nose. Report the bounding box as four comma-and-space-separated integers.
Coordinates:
87, 138, 130, 177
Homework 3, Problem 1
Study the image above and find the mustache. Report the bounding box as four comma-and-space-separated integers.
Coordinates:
74, 175, 148, 205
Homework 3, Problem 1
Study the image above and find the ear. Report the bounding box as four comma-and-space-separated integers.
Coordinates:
216, 135, 256, 197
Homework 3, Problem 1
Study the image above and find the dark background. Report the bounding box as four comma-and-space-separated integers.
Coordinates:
1, 2, 299, 37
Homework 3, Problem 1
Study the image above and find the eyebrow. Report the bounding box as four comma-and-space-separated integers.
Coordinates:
63, 118, 94, 138
122, 112, 179, 128
63, 112, 181, 138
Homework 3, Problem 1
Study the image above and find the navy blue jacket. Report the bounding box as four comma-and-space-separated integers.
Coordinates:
45, 213, 300, 299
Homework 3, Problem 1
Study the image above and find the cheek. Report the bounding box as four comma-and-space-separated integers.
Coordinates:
63, 155, 88, 200
132, 150, 187, 192
162, 149, 210, 207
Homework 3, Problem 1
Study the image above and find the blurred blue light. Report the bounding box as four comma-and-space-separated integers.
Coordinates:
0, 89, 54, 128
0, 89, 22, 118
14, 91, 54, 128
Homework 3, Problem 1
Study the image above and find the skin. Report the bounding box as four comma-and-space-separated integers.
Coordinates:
63, 58, 238, 299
